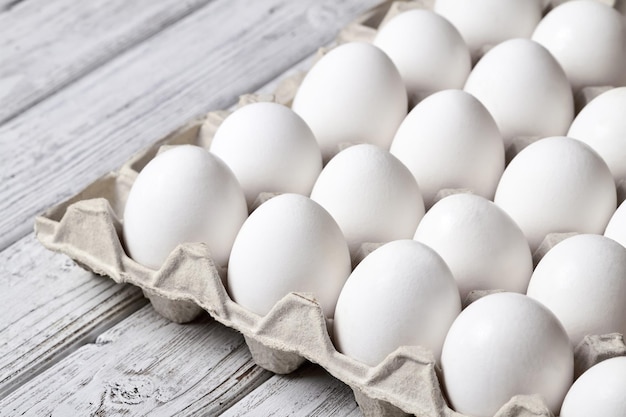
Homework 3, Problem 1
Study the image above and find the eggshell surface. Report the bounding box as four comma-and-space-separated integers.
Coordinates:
310, 144, 424, 255
333, 240, 461, 366
123, 145, 247, 269
210, 102, 322, 207
414, 194, 532, 300
532, 0, 626, 90
390, 89, 504, 207
560, 356, 626, 417
291, 42, 407, 160
227, 193, 351, 318
441, 292, 573, 417
568, 87, 626, 181
373, 10, 471, 105
526, 234, 626, 346
434, 0, 543, 60
494, 136, 616, 251
464, 39, 573, 148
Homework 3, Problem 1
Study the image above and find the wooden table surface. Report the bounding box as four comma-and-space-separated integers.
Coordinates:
0, 0, 382, 415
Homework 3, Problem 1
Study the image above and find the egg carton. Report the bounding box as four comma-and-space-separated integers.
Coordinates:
33, 107, 626, 417
34, 1, 626, 417
33, 99, 626, 417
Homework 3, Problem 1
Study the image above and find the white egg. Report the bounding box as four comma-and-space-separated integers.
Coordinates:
560, 356, 626, 417
527, 234, 626, 346
372, 10, 471, 105
532, 0, 626, 91
434, 0, 543, 60
464, 39, 573, 148
568, 87, 626, 181
494, 136, 616, 252
605, 200, 626, 248
333, 240, 461, 366
227, 193, 351, 318
441, 292, 573, 417
414, 194, 532, 300
210, 102, 322, 207
390, 89, 504, 207
310, 144, 424, 255
291, 42, 407, 161
123, 145, 247, 269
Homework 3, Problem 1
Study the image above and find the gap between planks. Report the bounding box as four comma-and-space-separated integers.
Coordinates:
0, 306, 274, 416
0, 233, 149, 400
221, 363, 363, 417
0, 0, 24, 13
0, 0, 216, 124
0, 304, 362, 416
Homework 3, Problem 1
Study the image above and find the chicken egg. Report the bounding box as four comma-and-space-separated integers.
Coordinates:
123, 145, 247, 269
494, 136, 616, 252
210, 102, 322, 207
390, 89, 504, 208
227, 193, 351, 318
333, 239, 461, 366
441, 292, 573, 417
568, 87, 626, 182
560, 356, 626, 417
526, 234, 626, 346
532, 0, 626, 91
373, 9, 471, 105
310, 144, 424, 255
414, 193, 532, 301
434, 0, 543, 61
464, 38, 573, 148
291, 42, 407, 161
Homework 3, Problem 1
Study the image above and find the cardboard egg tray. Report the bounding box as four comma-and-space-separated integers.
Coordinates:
34, 1, 626, 416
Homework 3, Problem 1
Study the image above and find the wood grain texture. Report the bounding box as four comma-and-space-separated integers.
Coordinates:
0, 306, 273, 416
0, 234, 148, 399
222, 363, 364, 417
0, 0, 213, 124
0, 0, 381, 252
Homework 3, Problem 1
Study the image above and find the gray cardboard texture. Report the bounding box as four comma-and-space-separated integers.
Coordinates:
34, 1, 626, 416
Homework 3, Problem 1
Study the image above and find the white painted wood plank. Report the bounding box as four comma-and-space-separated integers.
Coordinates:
0, 234, 148, 398
0, 0, 381, 252
0, 0, 214, 124
222, 363, 364, 417
0, 306, 274, 416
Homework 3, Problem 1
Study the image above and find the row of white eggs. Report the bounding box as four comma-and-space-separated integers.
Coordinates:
123, 144, 626, 417
122, 1, 626, 416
